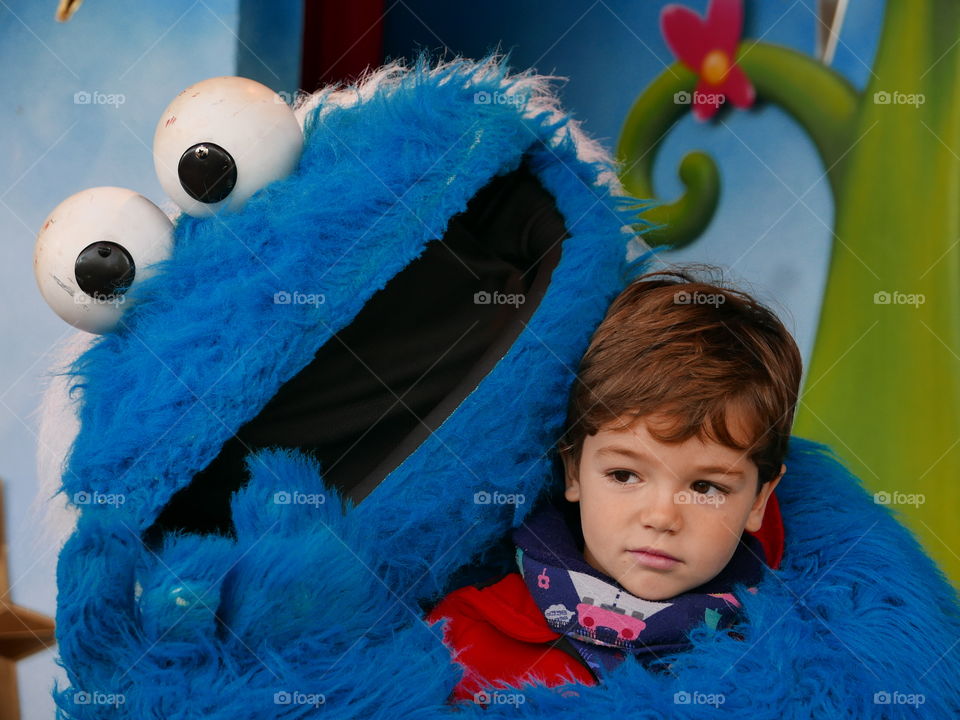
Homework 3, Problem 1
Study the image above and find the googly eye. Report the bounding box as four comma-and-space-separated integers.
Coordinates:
34, 187, 174, 334
153, 76, 304, 216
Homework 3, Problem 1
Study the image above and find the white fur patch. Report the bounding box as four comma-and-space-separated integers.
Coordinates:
34, 331, 92, 548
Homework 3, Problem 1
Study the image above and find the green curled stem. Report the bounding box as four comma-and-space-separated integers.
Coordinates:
617, 41, 860, 248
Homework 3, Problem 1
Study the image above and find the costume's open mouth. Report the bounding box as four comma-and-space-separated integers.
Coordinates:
143, 156, 566, 546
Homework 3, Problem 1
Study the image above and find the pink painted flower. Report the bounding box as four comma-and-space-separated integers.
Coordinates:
661, 0, 756, 120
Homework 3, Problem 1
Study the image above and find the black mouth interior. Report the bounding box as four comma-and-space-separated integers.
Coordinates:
144, 153, 568, 545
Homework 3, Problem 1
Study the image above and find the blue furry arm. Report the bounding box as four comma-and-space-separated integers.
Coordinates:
51, 448, 726, 719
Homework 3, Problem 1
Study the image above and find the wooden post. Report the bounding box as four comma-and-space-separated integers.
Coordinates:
0, 478, 57, 720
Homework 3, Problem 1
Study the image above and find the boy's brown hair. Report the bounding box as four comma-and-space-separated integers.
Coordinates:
557, 266, 803, 492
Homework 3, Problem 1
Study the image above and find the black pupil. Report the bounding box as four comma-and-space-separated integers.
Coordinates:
178, 142, 237, 204
75, 241, 135, 298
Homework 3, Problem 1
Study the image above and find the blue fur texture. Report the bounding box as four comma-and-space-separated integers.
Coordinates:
52, 55, 960, 719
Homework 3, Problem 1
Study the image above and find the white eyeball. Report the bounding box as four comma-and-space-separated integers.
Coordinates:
34, 187, 174, 334
153, 76, 304, 217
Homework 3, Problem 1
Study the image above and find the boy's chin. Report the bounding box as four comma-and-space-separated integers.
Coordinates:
621, 579, 682, 601
614, 568, 674, 600
588, 550, 692, 600
618, 562, 706, 600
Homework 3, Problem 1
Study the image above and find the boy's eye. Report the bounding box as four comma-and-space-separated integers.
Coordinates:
606, 470, 641, 484
692, 480, 729, 495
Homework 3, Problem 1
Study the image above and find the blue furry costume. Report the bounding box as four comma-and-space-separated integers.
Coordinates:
51, 56, 960, 718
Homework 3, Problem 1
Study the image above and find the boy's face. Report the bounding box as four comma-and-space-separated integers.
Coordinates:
563, 408, 783, 601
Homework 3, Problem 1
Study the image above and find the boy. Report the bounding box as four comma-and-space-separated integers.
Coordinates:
426, 267, 802, 702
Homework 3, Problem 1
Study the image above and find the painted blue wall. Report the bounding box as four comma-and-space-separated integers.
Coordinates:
237, 0, 303, 96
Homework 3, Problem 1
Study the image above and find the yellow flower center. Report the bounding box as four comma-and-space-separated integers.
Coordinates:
701, 50, 730, 86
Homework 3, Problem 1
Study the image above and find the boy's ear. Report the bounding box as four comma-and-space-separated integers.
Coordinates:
745, 463, 785, 533
561, 450, 581, 502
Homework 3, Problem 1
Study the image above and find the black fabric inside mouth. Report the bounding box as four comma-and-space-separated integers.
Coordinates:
143, 153, 569, 546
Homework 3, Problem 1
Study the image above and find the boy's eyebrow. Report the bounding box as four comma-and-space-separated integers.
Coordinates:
596, 445, 650, 462
693, 465, 746, 478
594, 445, 747, 477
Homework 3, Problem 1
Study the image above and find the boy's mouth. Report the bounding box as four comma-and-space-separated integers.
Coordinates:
629, 547, 682, 570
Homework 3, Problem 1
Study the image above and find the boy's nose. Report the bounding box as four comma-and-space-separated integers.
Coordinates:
637, 485, 682, 533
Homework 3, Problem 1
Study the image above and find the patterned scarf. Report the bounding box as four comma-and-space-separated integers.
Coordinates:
512, 501, 766, 677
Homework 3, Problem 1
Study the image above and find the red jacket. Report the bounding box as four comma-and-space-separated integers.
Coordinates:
426, 492, 784, 703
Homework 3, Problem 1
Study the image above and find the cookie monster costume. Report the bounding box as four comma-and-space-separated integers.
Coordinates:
36, 54, 960, 719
